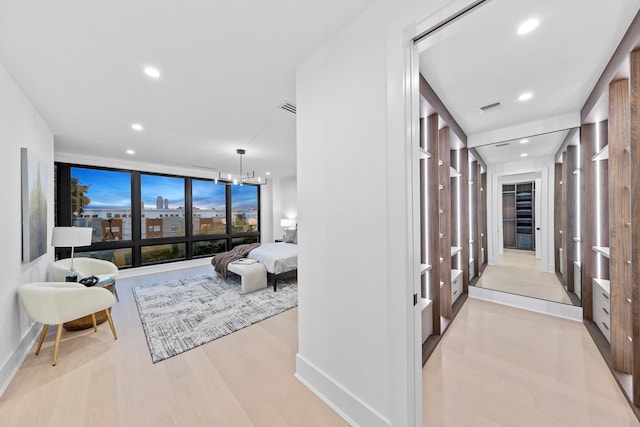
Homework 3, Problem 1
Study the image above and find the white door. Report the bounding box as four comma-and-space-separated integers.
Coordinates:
535, 178, 542, 260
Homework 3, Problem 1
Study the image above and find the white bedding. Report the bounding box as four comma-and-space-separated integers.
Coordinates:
249, 242, 297, 275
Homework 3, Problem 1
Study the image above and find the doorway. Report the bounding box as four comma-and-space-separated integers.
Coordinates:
502, 181, 535, 251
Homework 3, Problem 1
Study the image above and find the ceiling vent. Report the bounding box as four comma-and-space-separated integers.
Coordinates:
480, 101, 501, 114
279, 102, 296, 115
495, 142, 510, 148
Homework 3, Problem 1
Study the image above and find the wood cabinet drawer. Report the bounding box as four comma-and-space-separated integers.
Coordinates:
592, 279, 611, 343
593, 308, 611, 343
451, 269, 463, 304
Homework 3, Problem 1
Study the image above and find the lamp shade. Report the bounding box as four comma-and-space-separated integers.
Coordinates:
280, 218, 296, 228
51, 227, 93, 248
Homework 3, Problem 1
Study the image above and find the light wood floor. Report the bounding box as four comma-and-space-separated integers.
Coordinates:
0, 266, 347, 427
2, 266, 637, 426
423, 298, 639, 426
475, 248, 573, 305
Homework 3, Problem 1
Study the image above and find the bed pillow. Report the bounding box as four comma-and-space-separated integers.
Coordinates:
284, 228, 296, 243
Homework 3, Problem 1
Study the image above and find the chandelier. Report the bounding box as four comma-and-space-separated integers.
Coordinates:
215, 149, 266, 185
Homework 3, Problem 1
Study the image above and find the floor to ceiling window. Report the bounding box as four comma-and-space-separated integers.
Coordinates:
55, 163, 261, 268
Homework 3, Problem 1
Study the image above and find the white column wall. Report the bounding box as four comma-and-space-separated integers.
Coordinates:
0, 62, 54, 396
272, 175, 297, 241
294, 0, 463, 425
260, 179, 274, 243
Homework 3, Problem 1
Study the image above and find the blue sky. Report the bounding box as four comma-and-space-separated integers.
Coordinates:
231, 185, 258, 210
192, 179, 225, 209
72, 168, 131, 209
140, 174, 185, 208
72, 168, 257, 210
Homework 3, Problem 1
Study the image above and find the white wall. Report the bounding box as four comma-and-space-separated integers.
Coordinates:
486, 156, 555, 272
295, 0, 468, 425
272, 175, 297, 240
0, 62, 54, 396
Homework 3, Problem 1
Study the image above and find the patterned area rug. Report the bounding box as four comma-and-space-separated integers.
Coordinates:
132, 274, 297, 363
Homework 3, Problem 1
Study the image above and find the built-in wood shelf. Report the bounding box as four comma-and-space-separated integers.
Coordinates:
592, 246, 611, 259
591, 144, 609, 161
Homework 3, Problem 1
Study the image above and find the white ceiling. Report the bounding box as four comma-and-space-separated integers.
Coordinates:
0, 0, 377, 179
418, 0, 640, 163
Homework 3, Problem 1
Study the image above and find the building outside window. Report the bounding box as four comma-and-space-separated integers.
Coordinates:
140, 174, 185, 239
231, 185, 258, 233
192, 179, 226, 235
57, 164, 260, 268
71, 167, 132, 242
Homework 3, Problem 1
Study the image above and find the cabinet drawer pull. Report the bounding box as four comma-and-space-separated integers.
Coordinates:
602, 308, 609, 316
602, 292, 609, 300
602, 322, 609, 331
453, 290, 458, 295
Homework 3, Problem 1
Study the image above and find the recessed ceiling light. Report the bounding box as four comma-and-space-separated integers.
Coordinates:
517, 18, 539, 35
143, 66, 160, 79
126, 149, 135, 155
521, 153, 528, 157
131, 123, 144, 131
266, 172, 271, 175
518, 92, 533, 102
520, 139, 529, 144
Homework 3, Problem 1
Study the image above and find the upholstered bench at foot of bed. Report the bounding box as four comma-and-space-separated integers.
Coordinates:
227, 261, 267, 294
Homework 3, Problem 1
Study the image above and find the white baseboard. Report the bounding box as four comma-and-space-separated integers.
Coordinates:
0, 321, 40, 398
295, 353, 391, 427
469, 286, 583, 321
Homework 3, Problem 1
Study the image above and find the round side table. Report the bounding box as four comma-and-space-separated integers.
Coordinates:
63, 277, 117, 331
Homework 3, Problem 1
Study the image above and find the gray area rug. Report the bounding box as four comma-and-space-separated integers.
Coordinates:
132, 274, 297, 363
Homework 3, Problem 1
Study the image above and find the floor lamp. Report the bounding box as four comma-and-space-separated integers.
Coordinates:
51, 226, 93, 282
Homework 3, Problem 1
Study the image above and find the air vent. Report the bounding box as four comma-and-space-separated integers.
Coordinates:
480, 101, 501, 114
495, 142, 510, 148
279, 102, 296, 115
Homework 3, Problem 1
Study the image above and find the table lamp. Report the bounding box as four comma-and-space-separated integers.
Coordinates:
51, 226, 93, 282
280, 218, 296, 240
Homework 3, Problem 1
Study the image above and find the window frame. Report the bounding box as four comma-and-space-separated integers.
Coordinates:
55, 163, 261, 268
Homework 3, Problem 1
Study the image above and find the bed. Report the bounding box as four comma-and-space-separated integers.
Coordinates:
211, 240, 297, 291
248, 242, 297, 289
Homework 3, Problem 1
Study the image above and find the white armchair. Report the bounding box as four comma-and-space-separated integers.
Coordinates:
17, 282, 118, 366
49, 257, 119, 301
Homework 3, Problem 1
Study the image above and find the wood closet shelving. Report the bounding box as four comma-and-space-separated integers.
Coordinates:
418, 74, 478, 366
502, 182, 535, 250
579, 24, 640, 417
